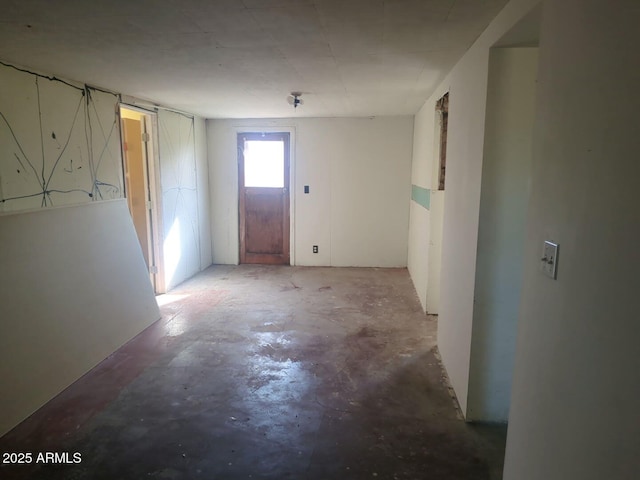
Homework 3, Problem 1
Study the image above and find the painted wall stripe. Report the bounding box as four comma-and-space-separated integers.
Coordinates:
411, 185, 430, 210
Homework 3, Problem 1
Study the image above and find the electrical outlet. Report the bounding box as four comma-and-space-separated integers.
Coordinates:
313, 245, 318, 254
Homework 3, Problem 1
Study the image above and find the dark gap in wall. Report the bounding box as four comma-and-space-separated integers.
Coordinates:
436, 92, 449, 191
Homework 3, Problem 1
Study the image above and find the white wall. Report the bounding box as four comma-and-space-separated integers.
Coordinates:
158, 110, 212, 291
410, 0, 540, 416
195, 117, 213, 271
407, 105, 436, 311
407, 97, 446, 315
427, 102, 446, 315
0, 61, 212, 434
467, 47, 538, 422
0, 63, 123, 212
426, 191, 444, 313
208, 117, 413, 268
0, 200, 160, 436
504, 1, 640, 478
407, 199, 429, 309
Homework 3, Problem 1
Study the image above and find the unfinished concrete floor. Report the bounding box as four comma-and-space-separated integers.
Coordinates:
0, 265, 506, 479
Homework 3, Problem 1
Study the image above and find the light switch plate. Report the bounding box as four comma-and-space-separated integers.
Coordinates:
541, 240, 559, 279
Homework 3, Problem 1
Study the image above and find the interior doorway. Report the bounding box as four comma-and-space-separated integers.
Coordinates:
237, 132, 290, 265
120, 106, 164, 292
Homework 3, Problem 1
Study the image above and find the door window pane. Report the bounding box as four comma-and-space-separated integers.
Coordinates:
244, 140, 284, 188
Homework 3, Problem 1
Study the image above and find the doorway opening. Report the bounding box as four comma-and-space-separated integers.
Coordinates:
237, 132, 290, 265
120, 106, 164, 293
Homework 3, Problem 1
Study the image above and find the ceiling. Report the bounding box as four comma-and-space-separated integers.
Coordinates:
0, 0, 509, 119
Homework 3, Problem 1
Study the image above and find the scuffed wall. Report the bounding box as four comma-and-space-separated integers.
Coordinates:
0, 62, 122, 212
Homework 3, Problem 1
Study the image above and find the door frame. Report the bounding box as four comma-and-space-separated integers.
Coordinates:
119, 104, 166, 294
237, 131, 291, 265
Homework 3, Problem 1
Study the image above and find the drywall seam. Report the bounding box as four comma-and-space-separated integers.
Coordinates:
0, 61, 124, 213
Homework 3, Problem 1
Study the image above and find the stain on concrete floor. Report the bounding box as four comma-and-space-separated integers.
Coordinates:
0, 265, 506, 479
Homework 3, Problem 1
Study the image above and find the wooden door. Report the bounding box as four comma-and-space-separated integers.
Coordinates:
122, 117, 152, 270
238, 132, 290, 265
121, 108, 163, 293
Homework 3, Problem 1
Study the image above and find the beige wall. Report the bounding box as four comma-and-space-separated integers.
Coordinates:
208, 117, 413, 268
504, 1, 640, 478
